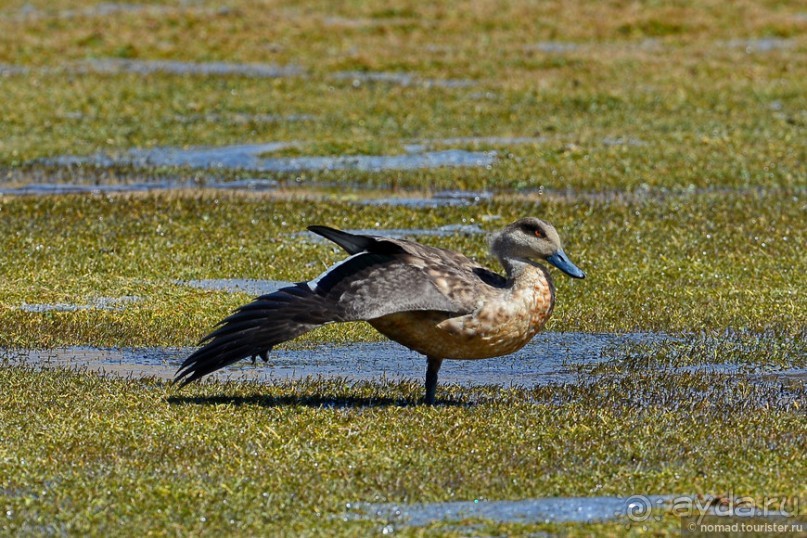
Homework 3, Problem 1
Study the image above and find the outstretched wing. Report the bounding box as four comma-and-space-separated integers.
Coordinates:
175, 283, 334, 386
307, 226, 479, 319
307, 225, 374, 254
176, 226, 494, 385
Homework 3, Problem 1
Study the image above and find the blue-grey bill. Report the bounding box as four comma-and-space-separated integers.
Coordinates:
547, 250, 585, 279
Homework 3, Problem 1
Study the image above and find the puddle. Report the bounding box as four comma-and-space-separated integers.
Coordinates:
0, 178, 280, 195
407, 136, 548, 151
722, 38, 793, 53
0, 63, 29, 76
206, 178, 279, 191
45, 142, 293, 169
17, 296, 141, 313
177, 279, 292, 296
525, 41, 581, 53
301, 224, 486, 244
331, 71, 475, 89
0, 181, 186, 195
1, 59, 302, 80
2, 2, 215, 21
345, 495, 674, 526
28, 135, 552, 179
358, 190, 492, 208
1, 347, 189, 381
80, 58, 305, 78
602, 136, 646, 147
525, 39, 662, 54
346, 494, 800, 529
1, 333, 664, 386
675, 364, 807, 378
322, 16, 414, 29
42, 143, 496, 173
340, 224, 485, 238
172, 113, 315, 125
0, 181, 494, 199
609, 327, 807, 374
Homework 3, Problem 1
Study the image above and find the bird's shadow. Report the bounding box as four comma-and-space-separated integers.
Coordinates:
166, 393, 469, 409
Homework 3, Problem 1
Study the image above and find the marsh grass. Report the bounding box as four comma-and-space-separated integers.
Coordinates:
0, 190, 804, 535
0, 366, 803, 536
0, 1, 804, 190
0, 0, 805, 535
0, 190, 803, 348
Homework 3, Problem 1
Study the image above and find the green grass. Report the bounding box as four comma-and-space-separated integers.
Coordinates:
0, 0, 804, 190
0, 0, 805, 535
0, 190, 804, 534
0, 366, 803, 536
0, 190, 803, 348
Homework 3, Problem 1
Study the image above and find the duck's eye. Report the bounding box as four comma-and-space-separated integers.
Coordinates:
534, 228, 546, 239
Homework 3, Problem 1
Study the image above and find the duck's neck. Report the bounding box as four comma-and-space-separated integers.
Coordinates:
499, 256, 539, 280
499, 254, 555, 287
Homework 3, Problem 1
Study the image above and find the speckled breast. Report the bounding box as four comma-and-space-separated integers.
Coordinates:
369, 266, 555, 360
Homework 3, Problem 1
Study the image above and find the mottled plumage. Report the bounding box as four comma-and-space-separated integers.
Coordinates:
175, 218, 585, 403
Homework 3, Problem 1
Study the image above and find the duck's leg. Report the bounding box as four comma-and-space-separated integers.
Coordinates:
424, 356, 443, 405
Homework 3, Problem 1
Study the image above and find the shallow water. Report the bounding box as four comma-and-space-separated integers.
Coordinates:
0, 333, 664, 387
172, 112, 315, 125
602, 136, 646, 147
331, 70, 474, 88
526, 41, 581, 53
0, 181, 187, 195
402, 136, 548, 155
346, 495, 674, 526
301, 224, 486, 244
358, 190, 492, 208
2, 2, 211, 21
421, 135, 547, 146
722, 38, 793, 53
675, 363, 807, 378
82, 58, 305, 78
178, 278, 292, 296
17, 296, 141, 313
43, 143, 496, 173
525, 39, 662, 54
0, 63, 29, 76
0, 178, 279, 195
345, 223, 485, 238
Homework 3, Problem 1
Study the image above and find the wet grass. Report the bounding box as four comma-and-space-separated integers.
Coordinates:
0, 191, 802, 534
0, 0, 805, 535
0, 1, 804, 190
0, 364, 803, 536
596, 328, 807, 373
0, 189, 803, 348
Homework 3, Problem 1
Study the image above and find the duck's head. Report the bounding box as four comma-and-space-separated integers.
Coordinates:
490, 217, 585, 279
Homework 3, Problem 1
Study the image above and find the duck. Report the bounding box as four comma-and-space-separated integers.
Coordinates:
175, 217, 585, 404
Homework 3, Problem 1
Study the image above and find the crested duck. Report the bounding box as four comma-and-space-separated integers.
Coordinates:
176, 218, 585, 403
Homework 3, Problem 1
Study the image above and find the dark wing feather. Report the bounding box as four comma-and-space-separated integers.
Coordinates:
307, 225, 375, 254
175, 283, 336, 386
310, 251, 472, 319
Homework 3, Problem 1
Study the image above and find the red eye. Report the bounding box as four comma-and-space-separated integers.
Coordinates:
534, 228, 546, 239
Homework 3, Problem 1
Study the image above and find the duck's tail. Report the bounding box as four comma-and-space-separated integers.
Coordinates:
174, 283, 336, 386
